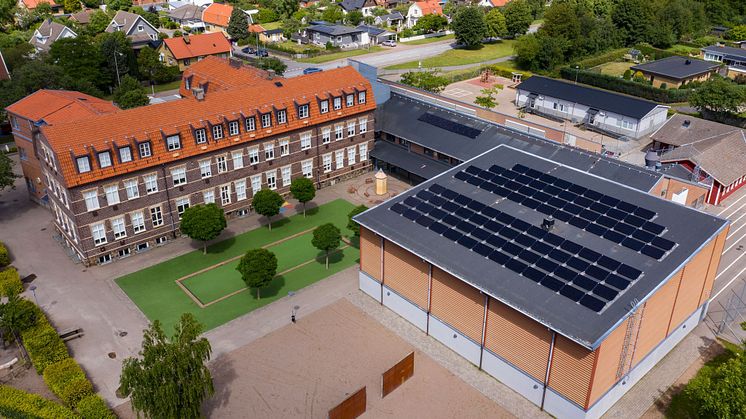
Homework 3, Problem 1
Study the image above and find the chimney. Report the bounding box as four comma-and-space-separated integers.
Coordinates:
192, 87, 205, 101
183, 33, 190, 44
541, 216, 555, 231
229, 57, 242, 68
683, 119, 691, 128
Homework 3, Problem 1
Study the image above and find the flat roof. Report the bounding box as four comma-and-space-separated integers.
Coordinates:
630, 56, 720, 80
355, 145, 728, 349
369, 140, 451, 179
702, 45, 746, 60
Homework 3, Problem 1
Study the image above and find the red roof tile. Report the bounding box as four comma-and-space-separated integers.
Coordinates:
415, 0, 442, 15
163, 32, 232, 60
5, 90, 118, 124
202, 3, 233, 27
179, 56, 272, 97
21, 0, 58, 9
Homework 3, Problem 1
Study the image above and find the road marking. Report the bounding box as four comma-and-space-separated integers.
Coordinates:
712, 263, 746, 300
716, 249, 746, 280
717, 192, 746, 216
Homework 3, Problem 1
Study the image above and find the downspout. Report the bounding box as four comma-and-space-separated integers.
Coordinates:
313, 124, 321, 188
540, 330, 557, 411
160, 164, 178, 238
379, 235, 384, 305
426, 263, 433, 335
478, 294, 489, 370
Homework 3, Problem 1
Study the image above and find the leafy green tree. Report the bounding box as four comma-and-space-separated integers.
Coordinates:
513, 33, 540, 69
256, 57, 287, 75
179, 203, 227, 254
347, 204, 367, 236
273, 0, 297, 19
0, 295, 38, 337
321, 6, 343, 23
227, 7, 249, 41
281, 17, 302, 38
253, 189, 283, 230
346, 10, 363, 26
98, 31, 134, 86
236, 248, 278, 298
648, 23, 675, 49
289, 177, 315, 217
137, 46, 166, 84
400, 70, 449, 93
413, 13, 447, 34
312, 223, 341, 269
0, 42, 33, 74
33, 2, 52, 18
452, 6, 486, 49
689, 77, 746, 116
49, 36, 107, 90
679, 343, 746, 418
120, 313, 214, 419
0, 154, 20, 192
502, 0, 532, 38
474, 85, 503, 109
485, 8, 507, 39
87, 10, 111, 34
105, 0, 131, 11
63, 0, 81, 13
0, 0, 16, 26
611, 0, 652, 45
729, 25, 746, 42
112, 75, 149, 109
541, 1, 580, 42
256, 8, 278, 23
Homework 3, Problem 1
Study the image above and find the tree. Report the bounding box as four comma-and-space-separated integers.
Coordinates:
289, 177, 315, 217
412, 13, 447, 33
179, 204, 227, 254
689, 77, 746, 116
611, 0, 653, 45
256, 57, 287, 75
273, 0, 298, 19
49, 36, 107, 90
728, 25, 746, 42
451, 6, 486, 49
312, 223, 341, 269
253, 189, 283, 230
63, 0, 81, 13
346, 10, 363, 26
347, 204, 367, 236
400, 70, 449, 93
236, 248, 277, 298
540, 2, 580, 42
485, 8, 507, 39
502, 0, 533, 38
87, 10, 111, 35
0, 151, 20, 192
98, 31, 134, 85
112, 75, 149, 109
474, 84, 503, 109
0, 295, 38, 338
120, 313, 214, 419
227, 7, 249, 41
321, 6, 343, 23
281, 17, 302, 38
256, 8, 278, 23
137, 46, 166, 83
105, 0, 131, 11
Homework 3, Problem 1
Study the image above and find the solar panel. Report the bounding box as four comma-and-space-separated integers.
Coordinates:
454, 171, 472, 182
403, 209, 420, 221
443, 228, 463, 241
429, 184, 446, 194
416, 190, 435, 201
418, 112, 482, 138
391, 203, 406, 214
428, 222, 448, 234
579, 295, 605, 312
416, 215, 435, 228
542, 277, 564, 291
560, 285, 585, 301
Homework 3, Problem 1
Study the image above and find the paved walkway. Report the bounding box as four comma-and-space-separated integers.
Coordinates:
379, 55, 515, 76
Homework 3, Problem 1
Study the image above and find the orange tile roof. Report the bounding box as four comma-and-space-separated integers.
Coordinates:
489, 0, 510, 6
21, 0, 58, 9
179, 56, 272, 97
5, 90, 118, 124
163, 32, 232, 60
249, 24, 265, 33
202, 3, 233, 27
415, 0, 442, 15
41, 66, 375, 188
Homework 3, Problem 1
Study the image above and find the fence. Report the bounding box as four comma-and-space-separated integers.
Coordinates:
705, 279, 746, 344
399, 31, 453, 43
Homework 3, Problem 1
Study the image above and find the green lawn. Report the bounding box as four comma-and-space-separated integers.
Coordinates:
260, 21, 283, 30
591, 61, 633, 77
386, 40, 516, 70
273, 40, 322, 53
115, 199, 358, 331
151, 80, 182, 93
298, 46, 384, 64
401, 33, 455, 46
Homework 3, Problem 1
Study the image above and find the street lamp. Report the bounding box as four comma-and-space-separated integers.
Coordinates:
291, 305, 300, 323
574, 65, 580, 84
29, 284, 38, 305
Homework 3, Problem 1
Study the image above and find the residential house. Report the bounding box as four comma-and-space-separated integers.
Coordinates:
29, 19, 77, 53
515, 76, 669, 139
18, 0, 63, 13
356, 25, 394, 44
374, 11, 404, 30
106, 10, 161, 49
339, 0, 378, 16
653, 114, 746, 205
70, 9, 94, 25
629, 56, 720, 88
376, 0, 409, 9
701, 45, 746, 79
259, 28, 285, 43
0, 51, 9, 81
299, 0, 319, 7
202, 2, 233, 33
306, 24, 369, 48
168, 4, 205, 29
406, 0, 442, 29
477, 0, 510, 7
159, 32, 231, 70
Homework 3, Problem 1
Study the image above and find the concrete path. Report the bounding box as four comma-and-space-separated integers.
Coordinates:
379, 55, 515, 76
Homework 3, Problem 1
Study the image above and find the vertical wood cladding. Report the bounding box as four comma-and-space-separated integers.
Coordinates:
430, 268, 484, 343
587, 318, 629, 407
700, 228, 729, 305
484, 299, 552, 381
670, 238, 715, 330
631, 270, 681, 367
547, 335, 596, 407
382, 240, 429, 309
359, 227, 381, 281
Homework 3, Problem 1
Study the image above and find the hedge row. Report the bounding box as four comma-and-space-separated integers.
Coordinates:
0, 385, 78, 419
0, 267, 23, 297
0, 241, 10, 267
43, 358, 94, 408
77, 395, 116, 419
558, 67, 691, 103
574, 48, 628, 69
21, 321, 70, 374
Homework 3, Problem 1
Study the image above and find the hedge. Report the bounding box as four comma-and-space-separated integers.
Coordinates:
0, 267, 23, 297
21, 322, 70, 374
558, 67, 691, 103
0, 385, 79, 419
573, 48, 628, 69
44, 359, 94, 407
0, 241, 9, 267
443, 64, 533, 84
77, 395, 115, 419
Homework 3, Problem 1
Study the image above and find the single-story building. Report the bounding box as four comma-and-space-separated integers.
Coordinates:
259, 28, 285, 43
653, 114, 746, 205
168, 4, 205, 28
374, 11, 404, 29
629, 56, 720, 88
356, 24, 395, 44
701, 45, 746, 79
159, 32, 231, 70
29, 18, 77, 53
306, 24, 369, 48
515, 76, 669, 139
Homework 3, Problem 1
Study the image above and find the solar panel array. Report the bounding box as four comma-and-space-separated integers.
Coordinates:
389, 183, 644, 313
418, 113, 482, 139
453, 164, 677, 261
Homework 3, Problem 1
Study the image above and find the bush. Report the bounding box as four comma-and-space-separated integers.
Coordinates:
558, 67, 690, 103
0, 385, 78, 419
0, 267, 23, 297
572, 48, 627, 69
77, 395, 115, 419
0, 241, 10, 267
44, 358, 94, 407
21, 323, 70, 373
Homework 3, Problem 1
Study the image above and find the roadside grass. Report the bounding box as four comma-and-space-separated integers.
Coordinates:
273, 40, 322, 53
297, 46, 384, 64
385, 40, 516, 70
590, 61, 633, 77
401, 33, 455, 46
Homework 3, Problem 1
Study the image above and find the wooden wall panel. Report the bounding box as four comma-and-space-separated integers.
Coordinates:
359, 227, 381, 281
631, 271, 681, 366
670, 239, 715, 330
484, 299, 552, 381
587, 318, 628, 407
383, 240, 429, 309
547, 335, 596, 407
700, 228, 729, 305
430, 268, 484, 342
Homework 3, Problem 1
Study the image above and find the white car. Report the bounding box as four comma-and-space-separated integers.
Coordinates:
381, 40, 397, 47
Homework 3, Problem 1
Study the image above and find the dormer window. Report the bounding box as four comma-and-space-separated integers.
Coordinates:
245, 116, 256, 131
298, 104, 309, 119
333, 97, 341, 110
228, 120, 239, 136
76, 156, 91, 173
320, 100, 329, 114
119, 146, 132, 163
276, 109, 287, 124
261, 113, 271, 128
212, 125, 223, 140
185, 77, 191, 91
98, 151, 112, 168
346, 94, 354, 107
139, 142, 152, 158
195, 128, 207, 144
358, 91, 366, 104
166, 135, 181, 151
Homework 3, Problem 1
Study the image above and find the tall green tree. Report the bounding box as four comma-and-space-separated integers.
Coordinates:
452, 6, 487, 49
412, 13, 447, 33
49, 36, 108, 90
113, 75, 149, 109
252, 189, 284, 230
688, 77, 746, 116
312, 223, 341, 269
0, 0, 16, 26
105, 0, 131, 11
346, 10, 363, 26
502, 0, 533, 38
611, 0, 653, 45
321, 6, 343, 23
227, 7, 249, 41
63, 0, 81, 13
87, 10, 111, 34
137, 46, 165, 84
180, 203, 227, 254
273, 0, 298, 19
98, 31, 134, 86
120, 313, 214, 419
485, 8, 507, 39
346, 204, 367, 236
0, 153, 18, 191
236, 248, 278, 298
289, 177, 315, 217
400, 70, 449, 93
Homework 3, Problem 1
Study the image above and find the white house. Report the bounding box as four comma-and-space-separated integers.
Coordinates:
406, 0, 442, 29
106, 10, 161, 49
29, 19, 77, 53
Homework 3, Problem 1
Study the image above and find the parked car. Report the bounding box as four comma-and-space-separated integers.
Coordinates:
256, 49, 269, 57
303, 67, 323, 75
381, 40, 397, 47
241, 46, 256, 54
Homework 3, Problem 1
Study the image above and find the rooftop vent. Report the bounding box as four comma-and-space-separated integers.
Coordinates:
274, 81, 283, 87
183, 34, 190, 44
192, 87, 205, 101
541, 216, 555, 231
683, 119, 691, 128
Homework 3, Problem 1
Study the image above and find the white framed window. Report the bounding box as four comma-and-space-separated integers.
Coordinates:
359, 143, 368, 161
176, 197, 190, 217
232, 150, 244, 169
91, 222, 107, 245
203, 189, 215, 204
265, 170, 277, 190
300, 132, 311, 150
166, 135, 181, 151
276, 109, 287, 124
228, 121, 239, 136
98, 151, 112, 168
150, 206, 163, 227
77, 156, 91, 173
346, 94, 354, 107
119, 147, 132, 163
124, 179, 139, 199
212, 125, 224, 140
248, 147, 259, 164
199, 159, 212, 178
111, 217, 126, 239
171, 166, 187, 185
335, 125, 344, 140
302, 159, 313, 178
265, 144, 275, 160
131, 211, 145, 233
347, 121, 355, 137
235, 179, 247, 200
220, 184, 231, 205
261, 113, 271, 128
553, 102, 567, 113
323, 153, 332, 172
139, 142, 152, 158
322, 128, 331, 144
359, 117, 368, 133
104, 184, 120, 205
195, 128, 207, 144
144, 173, 158, 194
617, 119, 635, 130
298, 104, 309, 119
359, 91, 366, 104
217, 155, 228, 173
335, 149, 344, 170
320, 100, 329, 114
83, 190, 99, 211
279, 139, 290, 156
250, 175, 262, 194
333, 97, 341, 110
245, 116, 256, 131
347, 146, 356, 165
281, 165, 291, 187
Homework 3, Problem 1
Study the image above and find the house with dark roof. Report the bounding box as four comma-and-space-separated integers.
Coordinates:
168, 4, 205, 28
159, 32, 231, 70
356, 24, 394, 44
105, 10, 161, 49
339, 0, 378, 16
515, 76, 669, 139
29, 19, 77, 53
652, 114, 746, 205
374, 11, 404, 29
701, 44, 746, 78
259, 28, 285, 43
306, 24, 369, 47
630, 56, 720, 88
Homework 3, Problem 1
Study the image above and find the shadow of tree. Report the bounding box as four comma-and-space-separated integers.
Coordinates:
202, 356, 238, 415
252, 276, 286, 299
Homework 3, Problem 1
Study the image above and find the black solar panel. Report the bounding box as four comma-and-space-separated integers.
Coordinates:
418, 112, 482, 138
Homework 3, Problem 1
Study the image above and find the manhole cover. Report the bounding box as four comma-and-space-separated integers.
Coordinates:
40, 228, 46, 231
108, 352, 116, 359
119, 331, 128, 337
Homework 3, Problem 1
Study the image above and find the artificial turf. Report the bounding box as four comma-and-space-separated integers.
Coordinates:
115, 199, 358, 331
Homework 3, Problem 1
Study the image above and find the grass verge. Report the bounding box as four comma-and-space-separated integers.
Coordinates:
401, 33, 455, 46
385, 40, 515, 70
298, 46, 384, 64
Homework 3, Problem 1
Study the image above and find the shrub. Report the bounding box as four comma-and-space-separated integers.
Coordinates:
558, 67, 691, 103
0, 385, 78, 419
21, 323, 70, 373
572, 48, 627, 69
0, 267, 23, 297
660, 83, 667, 90
0, 242, 9, 267
44, 358, 94, 407
77, 395, 115, 419
622, 69, 632, 80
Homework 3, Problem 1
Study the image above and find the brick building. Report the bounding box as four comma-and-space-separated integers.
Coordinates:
18, 58, 374, 265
